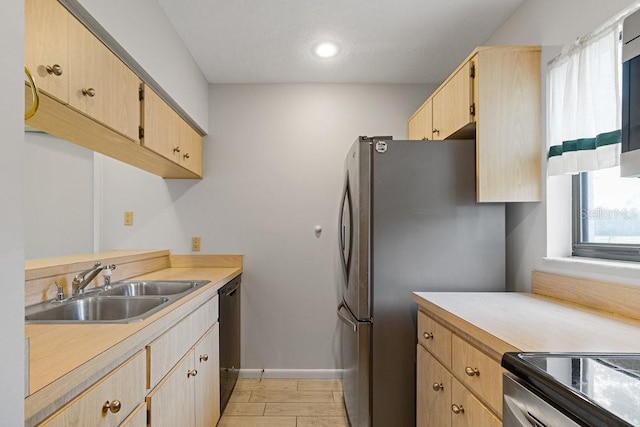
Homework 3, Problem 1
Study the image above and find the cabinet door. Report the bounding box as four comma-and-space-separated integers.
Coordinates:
433, 61, 473, 139
417, 345, 452, 427
475, 48, 541, 202
68, 17, 140, 141
142, 85, 180, 162
194, 324, 221, 427
147, 350, 196, 427
178, 119, 203, 176
451, 334, 502, 416
25, 0, 69, 103
451, 378, 500, 427
408, 100, 433, 140
417, 311, 452, 368
41, 351, 146, 427
424, 100, 433, 140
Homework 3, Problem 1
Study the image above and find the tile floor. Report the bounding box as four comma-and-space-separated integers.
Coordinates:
218, 378, 349, 426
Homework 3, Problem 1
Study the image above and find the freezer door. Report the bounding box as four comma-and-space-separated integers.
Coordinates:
339, 138, 372, 321
338, 301, 371, 427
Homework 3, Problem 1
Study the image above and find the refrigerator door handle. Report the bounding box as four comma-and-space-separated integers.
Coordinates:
337, 301, 357, 332
338, 172, 353, 283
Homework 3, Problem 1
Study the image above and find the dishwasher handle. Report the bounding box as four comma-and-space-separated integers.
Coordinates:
337, 301, 358, 332
220, 280, 240, 297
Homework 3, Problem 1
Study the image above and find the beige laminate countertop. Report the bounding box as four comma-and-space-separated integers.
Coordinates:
26, 266, 240, 407
413, 292, 640, 359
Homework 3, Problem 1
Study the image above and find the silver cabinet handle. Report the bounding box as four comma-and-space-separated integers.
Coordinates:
432, 383, 443, 392
423, 332, 433, 340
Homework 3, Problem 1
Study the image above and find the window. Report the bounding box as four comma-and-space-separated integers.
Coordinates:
572, 166, 640, 261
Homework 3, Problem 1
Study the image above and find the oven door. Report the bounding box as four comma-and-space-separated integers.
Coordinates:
503, 374, 581, 427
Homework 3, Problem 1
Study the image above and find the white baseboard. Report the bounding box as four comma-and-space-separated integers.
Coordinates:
239, 369, 342, 379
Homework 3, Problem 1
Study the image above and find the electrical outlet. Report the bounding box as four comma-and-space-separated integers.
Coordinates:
191, 237, 201, 252
124, 211, 134, 226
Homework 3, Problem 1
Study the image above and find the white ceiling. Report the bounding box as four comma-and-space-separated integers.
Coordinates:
156, 0, 525, 84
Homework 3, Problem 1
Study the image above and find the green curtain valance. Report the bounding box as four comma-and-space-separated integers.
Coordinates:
547, 130, 621, 175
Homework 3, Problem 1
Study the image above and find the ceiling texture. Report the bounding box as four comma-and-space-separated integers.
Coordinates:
156, 0, 525, 84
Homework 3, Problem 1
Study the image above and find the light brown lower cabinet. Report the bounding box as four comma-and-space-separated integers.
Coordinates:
33, 291, 222, 427
417, 344, 451, 427
417, 345, 500, 427
451, 379, 500, 427
39, 350, 146, 426
194, 324, 221, 426
147, 324, 220, 427
417, 310, 502, 427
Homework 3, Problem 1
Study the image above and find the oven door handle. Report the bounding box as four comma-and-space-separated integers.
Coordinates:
504, 394, 541, 427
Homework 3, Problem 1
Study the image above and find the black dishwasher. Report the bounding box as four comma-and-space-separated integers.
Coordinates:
219, 275, 241, 412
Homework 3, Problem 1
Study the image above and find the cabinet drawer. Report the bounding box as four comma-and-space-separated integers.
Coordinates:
417, 345, 452, 427
41, 351, 146, 427
147, 296, 218, 388
417, 310, 452, 368
451, 334, 502, 416
451, 378, 500, 427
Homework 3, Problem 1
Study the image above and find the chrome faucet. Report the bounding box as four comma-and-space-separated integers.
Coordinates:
72, 262, 116, 295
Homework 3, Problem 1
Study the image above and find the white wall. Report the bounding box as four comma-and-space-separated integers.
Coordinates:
100, 83, 432, 371
0, 0, 25, 424
486, 0, 638, 290
77, 0, 209, 131
487, 0, 635, 45
24, 133, 94, 259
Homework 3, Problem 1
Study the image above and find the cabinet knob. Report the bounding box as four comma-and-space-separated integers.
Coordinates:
183, 153, 190, 160
423, 332, 433, 340
82, 88, 96, 97
465, 366, 480, 377
421, 137, 429, 140
432, 382, 443, 392
45, 64, 63, 76
173, 146, 181, 153
451, 404, 464, 414
199, 354, 209, 362
433, 128, 440, 135
102, 400, 121, 414
187, 369, 198, 378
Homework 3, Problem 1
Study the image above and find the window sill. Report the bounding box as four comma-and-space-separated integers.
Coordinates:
542, 256, 640, 287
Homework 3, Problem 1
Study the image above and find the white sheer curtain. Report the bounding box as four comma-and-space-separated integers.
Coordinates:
547, 22, 622, 175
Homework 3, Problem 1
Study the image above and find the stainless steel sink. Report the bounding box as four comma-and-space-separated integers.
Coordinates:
25, 296, 169, 323
99, 280, 206, 296
25, 279, 211, 324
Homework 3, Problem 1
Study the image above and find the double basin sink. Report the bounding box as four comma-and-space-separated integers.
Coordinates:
25, 280, 210, 324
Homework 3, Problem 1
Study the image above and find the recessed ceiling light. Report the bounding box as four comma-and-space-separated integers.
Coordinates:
314, 42, 339, 58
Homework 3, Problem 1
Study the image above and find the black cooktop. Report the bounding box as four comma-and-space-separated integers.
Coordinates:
502, 353, 640, 427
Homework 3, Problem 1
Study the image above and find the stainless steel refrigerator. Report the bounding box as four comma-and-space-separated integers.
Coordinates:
337, 136, 505, 427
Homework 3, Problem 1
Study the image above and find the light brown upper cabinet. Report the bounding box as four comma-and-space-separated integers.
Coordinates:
432, 61, 474, 140
25, 0, 69, 104
141, 85, 203, 177
67, 17, 140, 141
25, 0, 203, 179
26, 0, 139, 142
408, 99, 433, 140
407, 46, 541, 202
